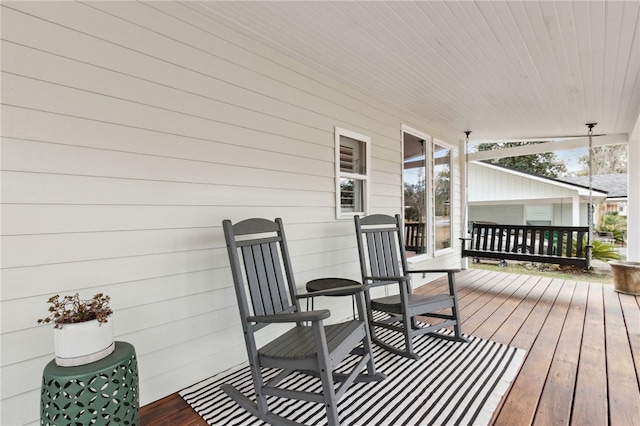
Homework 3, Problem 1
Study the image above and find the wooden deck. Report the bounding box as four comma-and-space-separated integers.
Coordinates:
141, 269, 640, 425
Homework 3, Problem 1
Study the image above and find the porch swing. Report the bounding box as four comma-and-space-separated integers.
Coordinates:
461, 124, 597, 270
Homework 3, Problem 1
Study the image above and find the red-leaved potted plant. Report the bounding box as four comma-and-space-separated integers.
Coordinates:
38, 293, 115, 366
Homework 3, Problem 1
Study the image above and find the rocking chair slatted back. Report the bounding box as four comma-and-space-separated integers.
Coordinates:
223, 218, 298, 330
358, 215, 406, 286
240, 241, 291, 316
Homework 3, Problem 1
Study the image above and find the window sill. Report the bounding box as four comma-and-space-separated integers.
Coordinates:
406, 254, 432, 264
434, 247, 455, 256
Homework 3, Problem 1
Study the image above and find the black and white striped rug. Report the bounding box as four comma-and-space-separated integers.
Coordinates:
180, 326, 525, 426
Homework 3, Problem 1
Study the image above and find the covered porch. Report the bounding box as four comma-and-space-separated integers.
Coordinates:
2, 2, 639, 424
141, 269, 640, 425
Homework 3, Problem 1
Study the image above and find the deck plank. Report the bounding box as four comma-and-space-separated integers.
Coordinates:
603, 288, 640, 425
462, 273, 532, 337
490, 275, 550, 345
471, 274, 541, 341
493, 279, 572, 426
619, 293, 640, 385
571, 283, 608, 426
458, 272, 522, 322
534, 281, 587, 426
456, 270, 514, 308
140, 394, 204, 426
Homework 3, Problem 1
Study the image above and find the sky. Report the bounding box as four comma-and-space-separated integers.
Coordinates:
556, 148, 588, 175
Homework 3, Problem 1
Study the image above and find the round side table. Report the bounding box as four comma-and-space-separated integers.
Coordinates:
306, 277, 363, 316
40, 341, 139, 426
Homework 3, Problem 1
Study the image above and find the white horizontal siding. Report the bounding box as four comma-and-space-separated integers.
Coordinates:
469, 162, 578, 202
470, 205, 525, 226
2, 105, 330, 162
553, 202, 576, 226
0, 2, 462, 424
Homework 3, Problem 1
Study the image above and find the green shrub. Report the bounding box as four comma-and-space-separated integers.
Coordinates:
589, 239, 622, 262
565, 236, 622, 262
598, 212, 627, 243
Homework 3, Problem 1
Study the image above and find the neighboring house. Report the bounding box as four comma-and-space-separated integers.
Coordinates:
560, 174, 628, 217
468, 162, 607, 227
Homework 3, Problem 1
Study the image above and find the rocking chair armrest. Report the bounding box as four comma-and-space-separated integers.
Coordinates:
296, 284, 368, 298
248, 310, 330, 324
363, 275, 410, 286
406, 268, 461, 274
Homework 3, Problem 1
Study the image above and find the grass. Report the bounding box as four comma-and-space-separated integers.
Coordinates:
469, 260, 613, 284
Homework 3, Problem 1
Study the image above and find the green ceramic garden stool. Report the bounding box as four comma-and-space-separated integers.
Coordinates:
40, 341, 139, 426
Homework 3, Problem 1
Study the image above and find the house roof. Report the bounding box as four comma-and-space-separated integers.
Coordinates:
559, 174, 628, 199
188, 1, 640, 144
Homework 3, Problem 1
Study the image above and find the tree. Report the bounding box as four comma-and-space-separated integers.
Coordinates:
404, 181, 425, 222
598, 212, 627, 244
434, 169, 450, 216
476, 142, 567, 177
576, 145, 627, 175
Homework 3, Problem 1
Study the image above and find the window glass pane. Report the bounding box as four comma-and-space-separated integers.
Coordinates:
340, 136, 366, 174
434, 143, 451, 249
404, 136, 427, 254
340, 178, 363, 213
336, 128, 369, 218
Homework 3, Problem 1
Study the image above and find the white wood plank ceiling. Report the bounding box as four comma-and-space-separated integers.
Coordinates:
182, 1, 639, 145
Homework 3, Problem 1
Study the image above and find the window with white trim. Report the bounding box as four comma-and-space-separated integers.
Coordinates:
433, 140, 453, 251
335, 127, 370, 218
403, 128, 454, 257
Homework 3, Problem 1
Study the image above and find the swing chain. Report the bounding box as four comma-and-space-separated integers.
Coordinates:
586, 122, 597, 265
464, 131, 471, 236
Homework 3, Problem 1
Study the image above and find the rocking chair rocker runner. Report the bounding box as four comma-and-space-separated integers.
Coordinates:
354, 214, 468, 360
222, 218, 385, 426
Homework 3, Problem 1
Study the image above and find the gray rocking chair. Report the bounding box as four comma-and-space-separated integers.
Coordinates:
222, 218, 385, 426
354, 214, 468, 360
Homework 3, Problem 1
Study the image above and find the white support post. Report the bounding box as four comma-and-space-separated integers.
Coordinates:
627, 117, 640, 262
461, 131, 471, 269
572, 196, 580, 226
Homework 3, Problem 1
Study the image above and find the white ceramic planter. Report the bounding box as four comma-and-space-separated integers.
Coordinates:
54, 318, 115, 367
